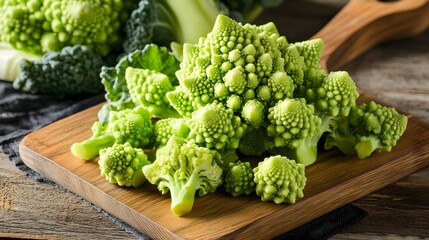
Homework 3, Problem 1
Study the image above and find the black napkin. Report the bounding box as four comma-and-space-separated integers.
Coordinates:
0, 81, 367, 239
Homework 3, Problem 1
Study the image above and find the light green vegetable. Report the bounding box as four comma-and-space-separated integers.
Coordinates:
0, 0, 131, 56
0, 43, 41, 82
99, 44, 180, 123
266, 71, 359, 166
224, 160, 255, 197
71, 105, 153, 160
253, 155, 306, 204
324, 100, 408, 159
152, 118, 190, 148
125, 67, 180, 118
168, 14, 294, 125
98, 142, 151, 187
265, 98, 322, 166
142, 136, 223, 216
187, 101, 247, 167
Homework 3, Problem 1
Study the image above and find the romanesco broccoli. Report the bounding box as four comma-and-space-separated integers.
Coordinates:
125, 67, 180, 118
99, 44, 180, 123
224, 160, 255, 197
265, 98, 322, 166
253, 155, 306, 204
169, 14, 294, 126
142, 136, 223, 216
187, 101, 247, 166
152, 118, 190, 148
71, 105, 153, 160
324, 100, 408, 159
98, 142, 151, 187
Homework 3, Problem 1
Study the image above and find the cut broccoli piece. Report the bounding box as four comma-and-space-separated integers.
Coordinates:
71, 105, 153, 160
224, 160, 255, 197
125, 67, 180, 118
324, 101, 408, 159
98, 142, 151, 187
99, 44, 180, 122
142, 136, 223, 216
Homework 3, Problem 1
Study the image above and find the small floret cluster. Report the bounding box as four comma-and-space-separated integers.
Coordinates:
70, 14, 408, 217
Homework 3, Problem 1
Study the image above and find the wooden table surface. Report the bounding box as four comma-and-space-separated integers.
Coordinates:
1, 1, 428, 239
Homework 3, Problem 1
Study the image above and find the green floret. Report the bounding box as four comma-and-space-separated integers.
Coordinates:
171, 14, 294, 126
324, 101, 408, 159
292, 38, 327, 98
152, 118, 190, 148
13, 45, 104, 98
71, 105, 153, 160
313, 71, 360, 117
188, 101, 247, 166
98, 142, 151, 187
224, 160, 255, 197
166, 85, 197, 118
99, 44, 180, 123
281, 44, 305, 88
253, 155, 306, 204
0, 0, 45, 55
125, 67, 180, 118
241, 99, 265, 128
265, 98, 322, 166
41, 0, 123, 56
142, 136, 223, 216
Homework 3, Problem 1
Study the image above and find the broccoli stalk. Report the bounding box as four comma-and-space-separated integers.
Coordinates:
123, 0, 222, 53
71, 105, 153, 160
143, 137, 223, 216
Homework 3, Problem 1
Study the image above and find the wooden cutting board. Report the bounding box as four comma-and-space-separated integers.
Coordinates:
18, 0, 429, 239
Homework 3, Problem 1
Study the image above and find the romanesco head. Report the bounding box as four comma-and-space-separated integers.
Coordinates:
0, 1, 45, 55
98, 142, 150, 187
253, 155, 306, 204
314, 71, 360, 117
267, 98, 322, 148
224, 160, 255, 197
108, 105, 153, 148
41, 0, 123, 55
171, 14, 294, 127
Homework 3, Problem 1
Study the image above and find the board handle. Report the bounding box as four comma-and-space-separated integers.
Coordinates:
312, 0, 429, 71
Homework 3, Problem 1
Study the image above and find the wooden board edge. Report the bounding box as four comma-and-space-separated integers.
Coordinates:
18, 138, 180, 240
226, 145, 429, 239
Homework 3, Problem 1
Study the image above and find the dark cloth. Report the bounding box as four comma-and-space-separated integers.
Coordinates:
0, 80, 367, 239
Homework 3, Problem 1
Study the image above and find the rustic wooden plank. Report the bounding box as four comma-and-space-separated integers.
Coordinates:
17, 93, 429, 239
0, 164, 136, 240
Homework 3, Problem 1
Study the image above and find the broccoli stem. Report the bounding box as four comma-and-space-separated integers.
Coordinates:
170, 184, 196, 217
354, 136, 381, 159
71, 134, 116, 160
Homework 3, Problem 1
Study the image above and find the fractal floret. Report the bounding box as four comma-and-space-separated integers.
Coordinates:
98, 142, 151, 187
253, 155, 306, 204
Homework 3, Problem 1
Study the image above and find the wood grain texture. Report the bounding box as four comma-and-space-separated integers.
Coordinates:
312, 0, 429, 71
17, 94, 429, 239
0, 166, 136, 239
